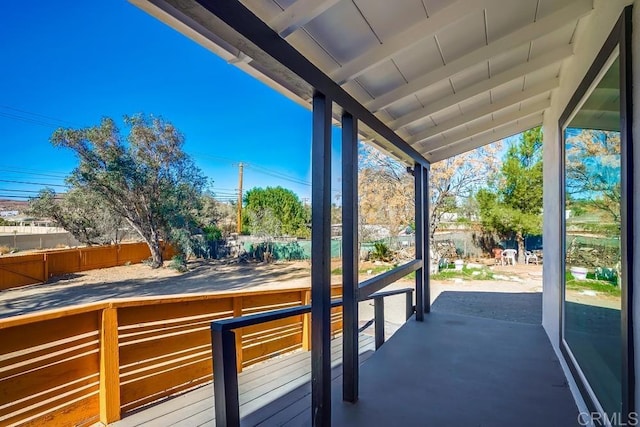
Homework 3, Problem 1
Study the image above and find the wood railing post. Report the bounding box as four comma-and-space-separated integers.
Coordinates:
43, 253, 48, 282
233, 296, 243, 372
99, 307, 121, 424
302, 289, 311, 350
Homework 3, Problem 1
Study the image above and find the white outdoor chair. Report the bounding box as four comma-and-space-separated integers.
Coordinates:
525, 251, 539, 265
429, 248, 441, 274
501, 249, 517, 265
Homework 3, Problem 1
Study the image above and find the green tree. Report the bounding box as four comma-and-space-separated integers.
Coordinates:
243, 186, 310, 238
50, 114, 207, 267
565, 129, 620, 226
477, 127, 543, 260
29, 188, 123, 245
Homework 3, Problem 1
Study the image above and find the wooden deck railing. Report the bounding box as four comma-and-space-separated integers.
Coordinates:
0, 286, 342, 426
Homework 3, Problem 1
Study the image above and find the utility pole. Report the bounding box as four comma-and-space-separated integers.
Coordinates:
236, 162, 243, 234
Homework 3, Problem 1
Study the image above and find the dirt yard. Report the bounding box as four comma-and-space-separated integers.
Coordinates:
0, 259, 320, 318
0, 260, 541, 318
0, 258, 549, 319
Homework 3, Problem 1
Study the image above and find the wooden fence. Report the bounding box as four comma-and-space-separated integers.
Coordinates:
0, 242, 175, 291
0, 287, 342, 426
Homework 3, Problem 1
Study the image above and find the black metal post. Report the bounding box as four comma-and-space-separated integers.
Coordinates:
414, 164, 425, 321
311, 92, 332, 426
406, 291, 414, 321
423, 164, 431, 313
374, 297, 385, 349
341, 112, 359, 403
212, 329, 239, 427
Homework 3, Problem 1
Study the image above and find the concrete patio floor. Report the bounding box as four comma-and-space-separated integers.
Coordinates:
332, 295, 578, 427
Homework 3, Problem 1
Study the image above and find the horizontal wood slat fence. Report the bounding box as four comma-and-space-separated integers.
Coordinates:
0, 242, 175, 291
0, 286, 342, 426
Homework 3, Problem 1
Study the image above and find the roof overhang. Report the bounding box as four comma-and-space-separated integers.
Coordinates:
130, 0, 594, 165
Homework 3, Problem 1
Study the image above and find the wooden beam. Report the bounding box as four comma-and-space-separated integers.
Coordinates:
408, 78, 557, 144
99, 307, 121, 424
302, 289, 311, 350
418, 98, 550, 151
367, 0, 592, 112
425, 113, 543, 162
233, 296, 243, 372
329, 0, 501, 84
390, 45, 572, 130
268, 0, 341, 38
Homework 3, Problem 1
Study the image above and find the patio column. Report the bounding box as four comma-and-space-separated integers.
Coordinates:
414, 163, 425, 321
423, 163, 431, 313
341, 112, 359, 403
311, 91, 332, 426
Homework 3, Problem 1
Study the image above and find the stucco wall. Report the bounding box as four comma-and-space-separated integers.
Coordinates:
541, 0, 634, 413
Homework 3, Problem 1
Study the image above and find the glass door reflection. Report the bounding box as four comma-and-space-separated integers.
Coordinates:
563, 54, 622, 416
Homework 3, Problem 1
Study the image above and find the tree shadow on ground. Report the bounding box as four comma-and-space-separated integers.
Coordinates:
0, 260, 311, 319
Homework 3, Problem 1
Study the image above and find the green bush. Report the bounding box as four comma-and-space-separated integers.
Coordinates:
370, 242, 392, 262
168, 254, 188, 272
203, 225, 222, 241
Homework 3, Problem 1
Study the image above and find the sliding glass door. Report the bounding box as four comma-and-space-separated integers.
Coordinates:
560, 7, 633, 426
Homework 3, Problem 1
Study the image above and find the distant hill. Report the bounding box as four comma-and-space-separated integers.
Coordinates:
0, 199, 30, 213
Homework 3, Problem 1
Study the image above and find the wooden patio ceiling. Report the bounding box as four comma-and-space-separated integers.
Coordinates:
131, 0, 593, 164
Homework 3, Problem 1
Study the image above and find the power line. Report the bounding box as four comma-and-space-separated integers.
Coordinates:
0, 179, 69, 188
0, 105, 77, 126
0, 106, 80, 129
191, 151, 314, 187
0, 194, 46, 200
0, 168, 68, 180
0, 189, 48, 193
244, 163, 312, 186
0, 111, 61, 128
0, 165, 69, 175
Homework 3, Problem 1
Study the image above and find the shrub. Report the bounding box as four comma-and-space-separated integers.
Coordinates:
168, 254, 188, 272
370, 242, 392, 262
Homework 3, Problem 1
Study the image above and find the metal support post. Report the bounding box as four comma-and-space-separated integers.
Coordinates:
341, 112, 359, 403
311, 92, 332, 426
423, 164, 431, 313
212, 329, 239, 427
374, 297, 385, 349
414, 164, 425, 321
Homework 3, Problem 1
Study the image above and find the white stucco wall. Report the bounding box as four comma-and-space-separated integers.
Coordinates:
541, 0, 634, 413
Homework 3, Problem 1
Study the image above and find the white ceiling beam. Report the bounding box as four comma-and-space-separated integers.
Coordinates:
268, 0, 341, 38
425, 113, 543, 163
329, 0, 500, 84
367, 0, 593, 112
418, 98, 550, 151
389, 44, 572, 130
408, 78, 557, 144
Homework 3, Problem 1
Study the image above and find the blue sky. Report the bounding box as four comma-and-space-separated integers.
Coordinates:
1, 1, 343, 204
